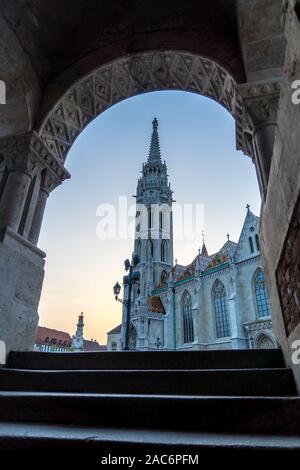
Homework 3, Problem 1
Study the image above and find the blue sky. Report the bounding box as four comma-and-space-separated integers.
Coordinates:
38, 91, 261, 343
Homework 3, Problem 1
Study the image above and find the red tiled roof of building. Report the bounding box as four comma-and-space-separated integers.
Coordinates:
36, 326, 72, 346
83, 340, 106, 351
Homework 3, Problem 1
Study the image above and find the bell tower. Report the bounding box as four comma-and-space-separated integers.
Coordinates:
133, 118, 173, 297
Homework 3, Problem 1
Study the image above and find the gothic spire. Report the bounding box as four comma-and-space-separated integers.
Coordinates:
201, 231, 208, 256
148, 117, 161, 163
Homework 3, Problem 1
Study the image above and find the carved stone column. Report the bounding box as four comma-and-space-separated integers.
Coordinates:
0, 131, 70, 356
0, 134, 37, 232
228, 264, 248, 349
238, 81, 281, 199
28, 170, 60, 246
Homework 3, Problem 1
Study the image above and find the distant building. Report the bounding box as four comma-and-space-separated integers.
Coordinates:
108, 119, 277, 351
107, 324, 122, 351
35, 313, 106, 352
35, 326, 72, 352
83, 339, 107, 352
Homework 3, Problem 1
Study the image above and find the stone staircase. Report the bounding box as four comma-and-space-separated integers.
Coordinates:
0, 349, 300, 456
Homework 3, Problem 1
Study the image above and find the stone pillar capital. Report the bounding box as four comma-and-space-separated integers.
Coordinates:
0, 131, 70, 188
236, 79, 282, 198
237, 79, 281, 130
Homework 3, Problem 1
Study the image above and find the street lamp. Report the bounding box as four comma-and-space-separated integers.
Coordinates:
113, 254, 140, 350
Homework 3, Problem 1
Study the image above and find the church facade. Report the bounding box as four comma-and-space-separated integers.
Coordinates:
108, 119, 277, 352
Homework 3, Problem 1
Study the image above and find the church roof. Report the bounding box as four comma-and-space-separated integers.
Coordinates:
147, 117, 162, 163
201, 242, 209, 257
107, 324, 122, 335
148, 295, 165, 314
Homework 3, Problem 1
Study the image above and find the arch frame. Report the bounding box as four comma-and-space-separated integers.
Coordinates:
37, 50, 247, 164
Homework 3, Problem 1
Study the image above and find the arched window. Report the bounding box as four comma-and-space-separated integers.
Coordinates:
254, 269, 270, 318
136, 239, 141, 261
256, 334, 275, 349
147, 239, 154, 259
213, 280, 231, 338
129, 325, 137, 350
255, 234, 260, 252
161, 270, 168, 284
249, 237, 254, 254
161, 239, 167, 262
159, 211, 163, 230
148, 207, 153, 228
181, 290, 194, 343
111, 341, 117, 351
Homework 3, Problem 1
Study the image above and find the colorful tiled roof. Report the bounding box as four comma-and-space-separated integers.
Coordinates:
148, 296, 165, 314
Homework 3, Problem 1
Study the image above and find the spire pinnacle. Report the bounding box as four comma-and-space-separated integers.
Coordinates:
201, 231, 208, 256
148, 117, 161, 163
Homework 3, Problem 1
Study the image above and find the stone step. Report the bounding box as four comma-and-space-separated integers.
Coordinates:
0, 368, 296, 396
0, 392, 299, 434
7, 349, 285, 370
0, 422, 300, 455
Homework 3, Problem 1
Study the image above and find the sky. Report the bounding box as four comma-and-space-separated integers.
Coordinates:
38, 90, 261, 344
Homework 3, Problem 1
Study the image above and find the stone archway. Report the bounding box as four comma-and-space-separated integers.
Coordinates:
129, 324, 137, 350
256, 333, 276, 350
37, 51, 245, 163
0, 47, 283, 356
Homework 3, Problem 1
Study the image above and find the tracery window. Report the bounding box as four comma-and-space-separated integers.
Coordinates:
254, 270, 270, 318
182, 290, 194, 343
213, 280, 231, 338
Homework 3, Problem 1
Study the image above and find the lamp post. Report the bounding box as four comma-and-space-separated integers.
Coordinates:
113, 254, 140, 350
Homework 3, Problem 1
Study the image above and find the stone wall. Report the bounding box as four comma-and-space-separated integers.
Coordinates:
260, 4, 300, 390
0, 228, 45, 356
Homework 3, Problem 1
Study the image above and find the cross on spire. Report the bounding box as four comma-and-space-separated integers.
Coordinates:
246, 204, 251, 211
148, 117, 162, 163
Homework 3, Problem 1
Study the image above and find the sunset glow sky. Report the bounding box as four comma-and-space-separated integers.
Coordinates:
38, 91, 261, 344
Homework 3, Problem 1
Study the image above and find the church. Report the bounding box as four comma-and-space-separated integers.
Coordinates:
107, 119, 277, 352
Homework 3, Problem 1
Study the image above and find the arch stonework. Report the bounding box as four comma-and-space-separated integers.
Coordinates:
38, 51, 245, 163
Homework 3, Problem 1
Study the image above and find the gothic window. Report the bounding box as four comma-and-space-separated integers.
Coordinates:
256, 334, 274, 349
129, 325, 137, 350
161, 239, 167, 262
148, 207, 153, 228
159, 211, 163, 230
161, 270, 168, 284
136, 239, 141, 260
181, 290, 194, 343
249, 237, 254, 254
255, 234, 260, 252
213, 280, 231, 338
147, 239, 154, 259
254, 270, 270, 318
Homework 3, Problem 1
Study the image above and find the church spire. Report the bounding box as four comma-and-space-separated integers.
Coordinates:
148, 117, 161, 163
201, 231, 208, 256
